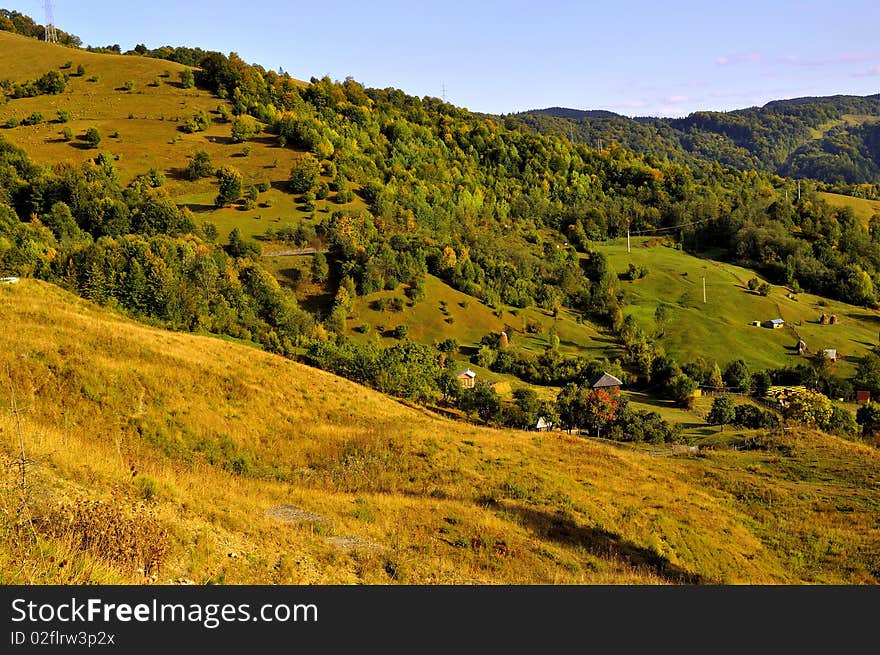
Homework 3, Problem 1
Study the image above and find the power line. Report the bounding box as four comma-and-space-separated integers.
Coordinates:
628, 217, 715, 236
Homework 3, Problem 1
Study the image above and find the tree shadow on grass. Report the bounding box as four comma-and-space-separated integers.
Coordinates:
180, 203, 216, 213
506, 505, 706, 584
846, 312, 880, 324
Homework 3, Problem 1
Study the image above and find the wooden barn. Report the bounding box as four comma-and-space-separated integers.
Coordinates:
455, 368, 476, 389
588, 372, 623, 392
857, 390, 871, 404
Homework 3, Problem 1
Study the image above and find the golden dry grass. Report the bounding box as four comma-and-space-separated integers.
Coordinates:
0, 31, 345, 245
1, 279, 878, 585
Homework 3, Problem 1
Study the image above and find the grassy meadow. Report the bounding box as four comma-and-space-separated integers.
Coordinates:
819, 191, 880, 224
600, 237, 880, 378
1, 279, 878, 585
0, 31, 356, 246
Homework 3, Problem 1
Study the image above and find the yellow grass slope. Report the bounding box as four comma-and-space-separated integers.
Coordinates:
0, 31, 329, 243
3, 278, 879, 585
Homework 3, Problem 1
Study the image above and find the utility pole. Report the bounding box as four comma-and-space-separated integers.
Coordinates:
627, 226, 631, 253
797, 180, 801, 202
441, 83, 446, 103
702, 276, 707, 304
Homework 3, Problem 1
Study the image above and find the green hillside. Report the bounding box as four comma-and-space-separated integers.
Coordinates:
601, 237, 880, 378
519, 95, 880, 184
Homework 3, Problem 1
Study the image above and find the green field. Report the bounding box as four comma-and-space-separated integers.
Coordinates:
599, 237, 880, 377
344, 273, 623, 387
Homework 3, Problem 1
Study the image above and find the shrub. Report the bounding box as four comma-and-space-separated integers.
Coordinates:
23, 111, 44, 126
179, 69, 195, 89
38, 500, 170, 578
392, 324, 409, 339
83, 127, 101, 147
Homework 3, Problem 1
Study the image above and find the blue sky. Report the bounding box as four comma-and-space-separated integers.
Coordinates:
5, 0, 880, 116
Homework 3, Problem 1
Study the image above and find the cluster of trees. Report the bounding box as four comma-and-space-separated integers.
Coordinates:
0, 9, 82, 47
518, 95, 880, 184
1, 69, 67, 100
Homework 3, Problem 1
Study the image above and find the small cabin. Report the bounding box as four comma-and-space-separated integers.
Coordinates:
533, 416, 552, 432
797, 339, 807, 355
588, 371, 623, 393
823, 348, 838, 362
762, 318, 785, 329
857, 390, 871, 405
455, 368, 476, 389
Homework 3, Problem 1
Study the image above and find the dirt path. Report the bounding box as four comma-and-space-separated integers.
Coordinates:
262, 247, 329, 257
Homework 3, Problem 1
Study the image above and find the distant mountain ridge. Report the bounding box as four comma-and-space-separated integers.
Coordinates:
516, 94, 880, 184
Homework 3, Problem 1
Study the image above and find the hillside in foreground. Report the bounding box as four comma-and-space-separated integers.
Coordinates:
1, 279, 879, 585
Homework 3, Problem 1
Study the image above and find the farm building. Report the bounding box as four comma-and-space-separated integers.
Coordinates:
823, 349, 838, 362
857, 390, 871, 404
797, 339, 807, 355
589, 372, 623, 392
762, 318, 785, 329
455, 368, 476, 389
533, 416, 553, 431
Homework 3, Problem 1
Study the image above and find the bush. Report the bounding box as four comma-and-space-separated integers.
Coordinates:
179, 69, 195, 89
184, 150, 214, 181
83, 127, 101, 148
23, 111, 44, 126
392, 324, 409, 339
231, 115, 258, 143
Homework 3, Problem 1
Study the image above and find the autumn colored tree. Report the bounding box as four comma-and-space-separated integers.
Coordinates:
783, 389, 833, 428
